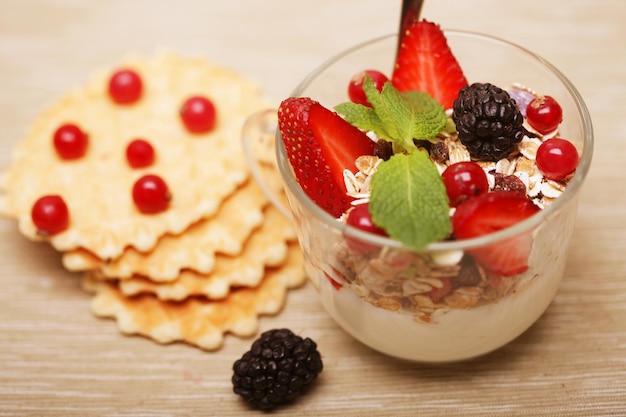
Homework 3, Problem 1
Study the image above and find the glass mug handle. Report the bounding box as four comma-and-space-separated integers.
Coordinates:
241, 109, 293, 220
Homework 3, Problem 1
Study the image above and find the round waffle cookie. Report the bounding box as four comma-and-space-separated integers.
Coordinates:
0, 53, 269, 260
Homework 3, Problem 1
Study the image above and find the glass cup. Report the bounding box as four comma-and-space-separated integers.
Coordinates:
243, 31, 593, 362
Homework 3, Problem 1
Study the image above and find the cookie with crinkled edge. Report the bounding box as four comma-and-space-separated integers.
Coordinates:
62, 163, 284, 281
109, 204, 296, 300
0, 52, 269, 259
81, 242, 305, 351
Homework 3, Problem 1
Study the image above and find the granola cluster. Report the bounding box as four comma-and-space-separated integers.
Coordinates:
331, 241, 528, 322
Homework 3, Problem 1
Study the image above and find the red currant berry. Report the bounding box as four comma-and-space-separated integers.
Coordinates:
345, 203, 387, 252
108, 69, 143, 104
536, 138, 579, 181
31, 195, 69, 235
132, 174, 171, 214
526, 95, 563, 134
180, 96, 216, 133
126, 139, 155, 168
348, 70, 389, 107
441, 161, 489, 206
53, 123, 88, 160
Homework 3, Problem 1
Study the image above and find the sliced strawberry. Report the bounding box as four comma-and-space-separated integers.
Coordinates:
452, 192, 541, 276
277, 97, 376, 217
392, 20, 468, 110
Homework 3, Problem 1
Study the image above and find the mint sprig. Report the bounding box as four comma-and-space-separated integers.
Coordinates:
368, 150, 451, 249
335, 76, 447, 154
334, 76, 452, 248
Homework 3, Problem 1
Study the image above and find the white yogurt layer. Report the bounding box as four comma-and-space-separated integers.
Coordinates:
316, 265, 562, 362
304, 200, 577, 362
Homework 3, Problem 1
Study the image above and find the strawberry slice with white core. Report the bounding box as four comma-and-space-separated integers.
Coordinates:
392, 20, 468, 110
452, 191, 541, 276
277, 97, 376, 217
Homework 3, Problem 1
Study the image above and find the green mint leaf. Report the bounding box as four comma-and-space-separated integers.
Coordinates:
333, 101, 386, 137
366, 79, 417, 152
334, 76, 447, 153
369, 151, 451, 249
401, 91, 449, 141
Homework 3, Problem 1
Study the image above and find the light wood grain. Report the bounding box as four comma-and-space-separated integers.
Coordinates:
1, 1, 625, 415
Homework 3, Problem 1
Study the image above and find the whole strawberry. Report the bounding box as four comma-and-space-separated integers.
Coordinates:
277, 97, 375, 217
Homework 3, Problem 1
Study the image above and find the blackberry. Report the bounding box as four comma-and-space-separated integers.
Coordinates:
232, 329, 323, 410
452, 82, 530, 161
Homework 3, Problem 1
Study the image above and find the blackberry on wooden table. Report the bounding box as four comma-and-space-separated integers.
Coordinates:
232, 329, 323, 410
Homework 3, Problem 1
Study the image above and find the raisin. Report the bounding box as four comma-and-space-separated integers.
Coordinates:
430, 141, 449, 164
451, 255, 483, 288
413, 139, 432, 151
374, 139, 393, 161
493, 172, 526, 195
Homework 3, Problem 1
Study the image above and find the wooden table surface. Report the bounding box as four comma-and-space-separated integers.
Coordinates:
1, 1, 625, 415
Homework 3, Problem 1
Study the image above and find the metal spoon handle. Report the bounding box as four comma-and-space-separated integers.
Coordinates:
397, 0, 424, 53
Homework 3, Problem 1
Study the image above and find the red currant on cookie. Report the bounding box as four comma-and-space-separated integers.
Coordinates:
536, 138, 579, 181
348, 69, 389, 107
180, 96, 216, 133
31, 195, 70, 236
108, 69, 143, 104
53, 123, 88, 160
526, 95, 563, 134
132, 174, 171, 214
441, 161, 489, 206
126, 138, 155, 168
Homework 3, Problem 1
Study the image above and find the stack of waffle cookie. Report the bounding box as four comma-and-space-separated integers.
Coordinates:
0, 53, 305, 350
